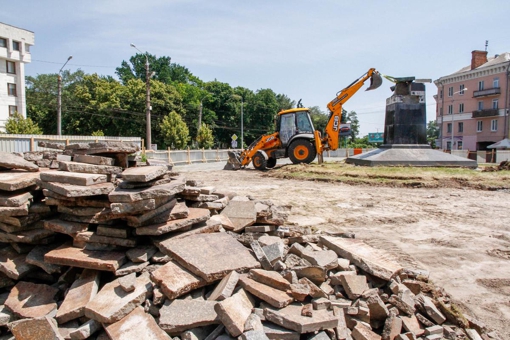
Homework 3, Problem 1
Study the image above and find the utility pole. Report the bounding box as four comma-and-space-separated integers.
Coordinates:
57, 56, 72, 135
241, 99, 244, 150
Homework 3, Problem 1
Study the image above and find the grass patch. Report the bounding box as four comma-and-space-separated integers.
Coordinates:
268, 161, 510, 190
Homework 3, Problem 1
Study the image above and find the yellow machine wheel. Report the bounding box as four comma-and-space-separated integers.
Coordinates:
252, 152, 267, 170
288, 139, 316, 164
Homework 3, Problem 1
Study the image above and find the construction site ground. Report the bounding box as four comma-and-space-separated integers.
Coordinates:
179, 160, 510, 338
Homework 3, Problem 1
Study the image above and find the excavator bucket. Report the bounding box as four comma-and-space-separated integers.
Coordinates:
224, 151, 242, 170
366, 72, 383, 91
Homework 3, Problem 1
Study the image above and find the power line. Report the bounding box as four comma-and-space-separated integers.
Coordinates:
31, 59, 116, 69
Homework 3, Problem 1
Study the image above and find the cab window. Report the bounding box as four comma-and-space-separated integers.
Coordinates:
279, 113, 295, 144
296, 111, 313, 133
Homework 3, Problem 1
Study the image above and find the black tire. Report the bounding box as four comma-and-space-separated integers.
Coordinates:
252, 152, 267, 170
266, 157, 277, 168
288, 139, 316, 164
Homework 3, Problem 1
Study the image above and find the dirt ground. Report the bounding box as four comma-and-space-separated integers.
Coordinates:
181, 165, 510, 338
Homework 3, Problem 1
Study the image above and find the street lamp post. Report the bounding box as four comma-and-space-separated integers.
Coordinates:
130, 43, 152, 150
57, 56, 72, 136
240, 98, 244, 150
449, 88, 467, 152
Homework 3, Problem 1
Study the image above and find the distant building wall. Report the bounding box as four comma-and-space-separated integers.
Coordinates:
434, 51, 510, 151
0, 22, 35, 131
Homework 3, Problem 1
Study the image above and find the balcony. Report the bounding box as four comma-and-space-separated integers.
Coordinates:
472, 109, 499, 118
473, 87, 501, 98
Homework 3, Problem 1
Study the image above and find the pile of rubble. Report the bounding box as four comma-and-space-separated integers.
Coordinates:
0, 143, 494, 340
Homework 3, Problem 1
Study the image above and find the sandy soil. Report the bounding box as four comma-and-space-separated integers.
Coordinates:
181, 166, 510, 338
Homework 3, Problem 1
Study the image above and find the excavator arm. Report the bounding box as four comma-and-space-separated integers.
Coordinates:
316, 68, 382, 154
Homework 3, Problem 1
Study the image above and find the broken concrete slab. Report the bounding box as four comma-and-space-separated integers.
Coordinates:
418, 294, 446, 325
0, 228, 55, 245
220, 200, 257, 232
85, 274, 152, 323
44, 219, 89, 236
400, 314, 425, 337
75, 231, 137, 248
249, 269, 291, 291
9, 316, 64, 340
140, 201, 190, 226
121, 165, 167, 182
0, 190, 33, 207
0, 204, 29, 217
115, 261, 149, 276
44, 244, 126, 272
320, 236, 403, 281
0, 171, 39, 191
66, 141, 139, 154
0, 151, 39, 172
56, 269, 100, 324
39, 181, 115, 198
214, 288, 255, 337
5, 281, 58, 318
68, 319, 101, 339
293, 266, 328, 284
0, 246, 37, 280
126, 245, 158, 263
159, 299, 219, 335
263, 322, 300, 340
110, 198, 157, 214
250, 240, 272, 271
73, 154, 116, 166
40, 171, 108, 186
104, 306, 171, 340
151, 261, 208, 300
96, 225, 130, 239
264, 303, 338, 334
59, 161, 123, 174
340, 275, 370, 300
126, 198, 178, 227
26, 244, 63, 274
118, 175, 174, 189
239, 276, 293, 308
352, 322, 382, 340
135, 207, 209, 236
208, 270, 240, 301
108, 180, 185, 203
288, 243, 338, 270
119, 272, 137, 292
160, 232, 260, 282
262, 242, 283, 265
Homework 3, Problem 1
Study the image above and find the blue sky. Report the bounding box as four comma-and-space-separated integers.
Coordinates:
2, 0, 510, 136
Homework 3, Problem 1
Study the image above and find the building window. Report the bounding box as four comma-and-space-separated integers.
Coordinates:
8, 106, 17, 116
12, 41, 20, 51
458, 122, 464, 133
7, 83, 17, 96
446, 141, 452, 151
6, 61, 15, 74
491, 119, 497, 131
448, 87, 453, 97
25, 44, 30, 53
448, 105, 453, 114
477, 121, 483, 132
492, 99, 499, 109
447, 123, 452, 133
457, 141, 463, 150
440, 107, 443, 116
459, 103, 464, 113
493, 77, 499, 88
478, 81, 484, 91
478, 101, 484, 110
440, 90, 443, 99
459, 84, 465, 95
0, 38, 6, 48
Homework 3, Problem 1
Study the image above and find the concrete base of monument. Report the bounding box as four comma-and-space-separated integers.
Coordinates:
345, 144, 478, 168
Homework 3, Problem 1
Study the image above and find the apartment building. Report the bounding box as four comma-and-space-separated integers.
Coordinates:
434, 50, 510, 151
0, 22, 34, 131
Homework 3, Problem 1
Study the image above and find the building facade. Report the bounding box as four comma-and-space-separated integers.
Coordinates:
434, 50, 510, 151
0, 23, 34, 131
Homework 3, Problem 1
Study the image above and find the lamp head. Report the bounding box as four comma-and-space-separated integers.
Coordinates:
67, 56, 73, 61
130, 43, 136, 48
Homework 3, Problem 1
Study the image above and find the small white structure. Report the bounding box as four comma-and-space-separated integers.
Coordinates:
0, 22, 34, 131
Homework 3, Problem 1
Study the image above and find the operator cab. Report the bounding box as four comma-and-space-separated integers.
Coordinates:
276, 108, 315, 147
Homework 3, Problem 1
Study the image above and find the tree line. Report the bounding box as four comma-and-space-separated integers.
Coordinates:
13, 53, 382, 149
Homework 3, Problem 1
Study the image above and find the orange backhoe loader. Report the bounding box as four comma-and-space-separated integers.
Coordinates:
226, 68, 382, 170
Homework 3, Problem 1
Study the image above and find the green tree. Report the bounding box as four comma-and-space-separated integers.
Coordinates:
244, 89, 279, 143
427, 120, 439, 148
160, 111, 189, 149
345, 110, 360, 141
308, 106, 329, 132
275, 94, 295, 111
26, 70, 85, 134
196, 124, 214, 149
4, 113, 43, 134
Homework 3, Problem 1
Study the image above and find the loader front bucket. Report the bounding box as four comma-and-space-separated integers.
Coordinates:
366, 72, 383, 91
224, 151, 242, 170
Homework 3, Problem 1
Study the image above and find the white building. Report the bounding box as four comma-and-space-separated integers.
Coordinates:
0, 22, 34, 131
